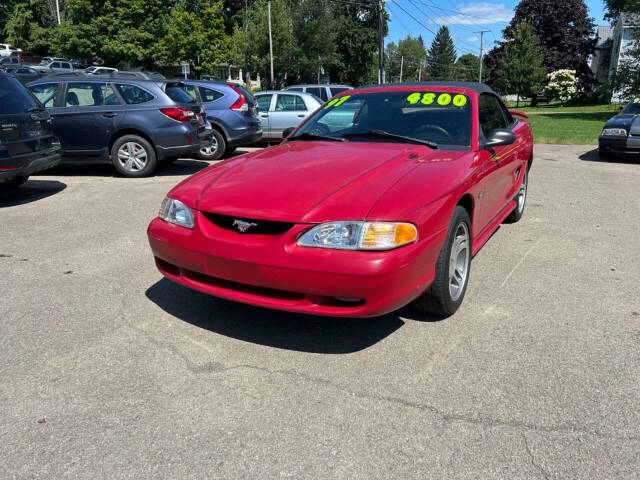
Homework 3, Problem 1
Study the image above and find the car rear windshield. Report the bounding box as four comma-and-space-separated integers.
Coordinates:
292, 90, 472, 149
164, 83, 196, 103
0, 75, 39, 114
621, 99, 640, 115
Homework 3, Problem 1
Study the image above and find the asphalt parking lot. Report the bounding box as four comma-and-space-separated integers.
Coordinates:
1, 144, 639, 479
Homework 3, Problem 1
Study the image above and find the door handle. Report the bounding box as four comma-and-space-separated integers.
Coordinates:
261, 113, 269, 118
297, 114, 305, 118
102, 112, 118, 118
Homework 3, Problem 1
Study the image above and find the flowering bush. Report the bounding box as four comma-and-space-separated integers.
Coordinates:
545, 70, 577, 102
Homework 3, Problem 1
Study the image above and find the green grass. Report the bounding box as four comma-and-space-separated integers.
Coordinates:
525, 111, 612, 144
501, 102, 618, 144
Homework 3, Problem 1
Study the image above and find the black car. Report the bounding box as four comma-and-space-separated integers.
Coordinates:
0, 71, 61, 188
27, 74, 212, 177
599, 99, 640, 158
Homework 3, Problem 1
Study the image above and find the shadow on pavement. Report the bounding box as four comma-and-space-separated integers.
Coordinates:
39, 158, 212, 177
0, 179, 67, 207
579, 148, 640, 165
146, 277, 409, 354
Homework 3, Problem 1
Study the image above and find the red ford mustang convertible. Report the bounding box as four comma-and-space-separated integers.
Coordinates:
148, 82, 533, 317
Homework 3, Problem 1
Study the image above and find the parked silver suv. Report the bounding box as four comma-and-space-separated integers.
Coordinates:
285, 84, 352, 102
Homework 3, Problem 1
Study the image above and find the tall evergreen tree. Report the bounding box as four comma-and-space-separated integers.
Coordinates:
493, 20, 546, 106
498, 0, 596, 90
426, 26, 456, 80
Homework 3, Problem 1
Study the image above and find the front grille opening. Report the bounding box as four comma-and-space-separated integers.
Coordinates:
201, 212, 294, 235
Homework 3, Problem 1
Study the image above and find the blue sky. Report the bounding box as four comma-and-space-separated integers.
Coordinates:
386, 0, 608, 55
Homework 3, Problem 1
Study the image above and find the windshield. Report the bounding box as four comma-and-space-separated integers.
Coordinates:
621, 99, 640, 115
291, 90, 472, 149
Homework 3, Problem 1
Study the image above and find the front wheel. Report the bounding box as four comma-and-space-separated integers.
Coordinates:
412, 206, 472, 317
111, 135, 157, 177
504, 167, 528, 223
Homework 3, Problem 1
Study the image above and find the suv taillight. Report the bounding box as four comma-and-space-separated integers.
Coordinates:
160, 107, 195, 122
228, 84, 249, 112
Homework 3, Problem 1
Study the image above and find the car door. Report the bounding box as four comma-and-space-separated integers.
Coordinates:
48, 81, 125, 155
269, 93, 305, 139
255, 94, 274, 138
475, 93, 520, 230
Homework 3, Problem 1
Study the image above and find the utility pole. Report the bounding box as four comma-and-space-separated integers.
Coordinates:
418, 62, 421, 81
399, 56, 403, 82
378, 0, 384, 83
56, 0, 61, 24
475, 30, 490, 83
268, 1, 274, 89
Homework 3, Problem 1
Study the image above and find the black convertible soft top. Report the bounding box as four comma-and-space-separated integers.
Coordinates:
357, 81, 497, 95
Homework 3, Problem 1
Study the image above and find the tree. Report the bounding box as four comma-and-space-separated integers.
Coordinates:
452, 53, 480, 82
385, 35, 426, 82
604, 0, 640, 19
545, 69, 578, 102
493, 20, 546, 107
3, 0, 54, 52
501, 0, 596, 90
426, 25, 456, 80
157, 0, 229, 76
328, 1, 384, 86
1, 0, 17, 31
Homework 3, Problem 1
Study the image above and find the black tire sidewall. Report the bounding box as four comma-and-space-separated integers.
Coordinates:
198, 130, 226, 160
111, 135, 157, 177
438, 207, 472, 314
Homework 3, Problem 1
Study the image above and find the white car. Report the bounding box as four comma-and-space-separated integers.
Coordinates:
0, 44, 21, 58
85, 66, 118, 75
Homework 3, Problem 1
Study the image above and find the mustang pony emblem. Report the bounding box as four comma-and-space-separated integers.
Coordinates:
232, 219, 258, 233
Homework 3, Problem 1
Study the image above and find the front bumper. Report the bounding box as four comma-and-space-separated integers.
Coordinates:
0, 144, 61, 182
598, 135, 640, 156
147, 213, 446, 317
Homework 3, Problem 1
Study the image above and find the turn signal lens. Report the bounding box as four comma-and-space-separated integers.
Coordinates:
362, 222, 417, 249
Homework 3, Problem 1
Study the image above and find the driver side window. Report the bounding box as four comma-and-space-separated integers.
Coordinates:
478, 93, 508, 137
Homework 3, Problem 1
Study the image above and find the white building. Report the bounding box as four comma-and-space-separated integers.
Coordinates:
608, 12, 640, 101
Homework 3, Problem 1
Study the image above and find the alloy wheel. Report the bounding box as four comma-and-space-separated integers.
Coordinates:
117, 142, 148, 172
449, 222, 470, 302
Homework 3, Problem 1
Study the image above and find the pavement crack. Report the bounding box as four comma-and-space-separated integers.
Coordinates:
522, 433, 552, 480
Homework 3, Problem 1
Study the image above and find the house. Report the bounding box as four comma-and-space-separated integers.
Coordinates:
591, 25, 613, 85
608, 12, 640, 101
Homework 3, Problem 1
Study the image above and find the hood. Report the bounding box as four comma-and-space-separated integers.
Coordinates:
604, 114, 639, 133
169, 141, 467, 223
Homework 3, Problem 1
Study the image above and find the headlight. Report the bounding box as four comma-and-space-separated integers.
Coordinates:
297, 221, 417, 250
158, 197, 194, 229
602, 128, 628, 136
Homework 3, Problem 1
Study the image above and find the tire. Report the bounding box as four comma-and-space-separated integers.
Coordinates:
504, 167, 528, 224
0, 175, 29, 189
412, 206, 472, 317
197, 129, 226, 160
111, 135, 157, 177
225, 145, 237, 154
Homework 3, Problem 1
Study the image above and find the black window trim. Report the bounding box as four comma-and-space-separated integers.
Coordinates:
113, 82, 157, 105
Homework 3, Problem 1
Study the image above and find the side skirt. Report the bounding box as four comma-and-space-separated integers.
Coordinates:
472, 200, 516, 256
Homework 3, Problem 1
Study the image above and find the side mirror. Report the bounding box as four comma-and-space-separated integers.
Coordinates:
483, 128, 517, 149
282, 127, 295, 139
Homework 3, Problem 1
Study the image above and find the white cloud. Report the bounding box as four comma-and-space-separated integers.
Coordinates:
433, 2, 513, 25
465, 36, 479, 43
